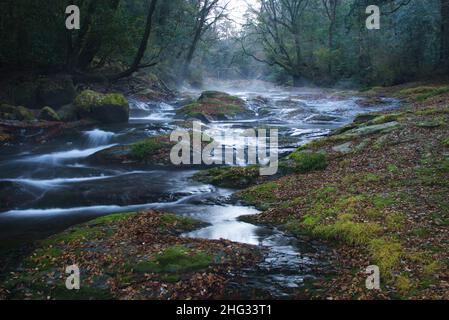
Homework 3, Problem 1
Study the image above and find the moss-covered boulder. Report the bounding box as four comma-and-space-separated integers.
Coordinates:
11, 76, 76, 109
57, 104, 77, 122
0, 104, 35, 121
193, 166, 263, 188
87, 135, 175, 166
177, 91, 252, 122
38, 106, 61, 122
75, 90, 129, 124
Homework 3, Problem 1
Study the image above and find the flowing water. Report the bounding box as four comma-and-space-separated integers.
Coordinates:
0, 80, 399, 298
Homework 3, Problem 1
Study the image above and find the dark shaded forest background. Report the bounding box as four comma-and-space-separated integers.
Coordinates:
0, 0, 448, 88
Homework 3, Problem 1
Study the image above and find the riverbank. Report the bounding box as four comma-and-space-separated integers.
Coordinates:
229, 81, 449, 299
1, 79, 447, 300
0, 210, 261, 300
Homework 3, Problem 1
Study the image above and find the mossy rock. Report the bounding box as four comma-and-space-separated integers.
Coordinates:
74, 90, 129, 124
88, 135, 174, 166
131, 136, 171, 160
342, 121, 401, 138
38, 106, 61, 122
0, 104, 35, 121
357, 97, 388, 107
134, 245, 213, 274
57, 104, 77, 122
193, 166, 262, 188
177, 91, 251, 122
370, 113, 404, 125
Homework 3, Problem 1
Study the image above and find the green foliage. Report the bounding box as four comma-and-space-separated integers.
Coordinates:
290, 152, 328, 173
310, 215, 382, 246
131, 137, 168, 160
177, 91, 248, 120
0, 104, 35, 121
134, 245, 213, 274
38, 106, 60, 122
193, 166, 260, 188
399, 86, 449, 101
369, 239, 404, 274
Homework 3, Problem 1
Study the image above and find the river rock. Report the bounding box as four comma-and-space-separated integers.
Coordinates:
0, 181, 36, 212
74, 90, 129, 124
332, 142, 353, 153
343, 121, 401, 137
0, 104, 35, 121
57, 104, 78, 122
308, 114, 340, 122
38, 106, 61, 122
176, 91, 252, 122
11, 76, 76, 109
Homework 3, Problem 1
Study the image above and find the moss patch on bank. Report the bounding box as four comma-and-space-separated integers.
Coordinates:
1, 211, 260, 300
234, 82, 449, 299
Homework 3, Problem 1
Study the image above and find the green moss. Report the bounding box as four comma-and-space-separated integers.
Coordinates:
423, 261, 442, 276
309, 214, 382, 246
134, 245, 213, 274
371, 113, 403, 125
442, 137, 449, 146
362, 173, 382, 183
74, 90, 129, 123
38, 106, 60, 121
369, 238, 404, 274
386, 212, 406, 231
399, 86, 449, 101
131, 136, 168, 160
75, 90, 127, 111
177, 91, 248, 120
89, 212, 137, 225
41, 226, 103, 246
415, 106, 449, 116
193, 166, 260, 188
159, 213, 202, 231
24, 247, 63, 270
0, 104, 35, 121
388, 164, 399, 173
373, 195, 396, 209
395, 274, 413, 295
238, 181, 279, 206
48, 284, 114, 300
289, 151, 328, 173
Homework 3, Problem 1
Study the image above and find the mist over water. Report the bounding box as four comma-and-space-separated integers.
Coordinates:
0, 80, 399, 298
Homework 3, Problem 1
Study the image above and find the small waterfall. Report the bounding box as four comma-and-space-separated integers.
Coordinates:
83, 129, 116, 147
18, 144, 116, 164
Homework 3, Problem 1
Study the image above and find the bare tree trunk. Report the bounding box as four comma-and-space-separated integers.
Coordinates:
441, 0, 449, 73
110, 0, 159, 81
76, 0, 121, 71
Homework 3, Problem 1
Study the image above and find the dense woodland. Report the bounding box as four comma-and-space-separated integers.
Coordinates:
0, 0, 448, 87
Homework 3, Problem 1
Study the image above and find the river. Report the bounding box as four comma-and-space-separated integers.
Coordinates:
0, 80, 399, 298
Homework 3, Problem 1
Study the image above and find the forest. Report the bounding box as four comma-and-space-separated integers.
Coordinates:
0, 0, 448, 87
0, 0, 448, 302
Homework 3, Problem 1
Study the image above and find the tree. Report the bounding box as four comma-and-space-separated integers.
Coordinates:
440, 0, 449, 73
321, 0, 341, 74
111, 0, 159, 80
245, 0, 311, 86
183, 0, 227, 78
